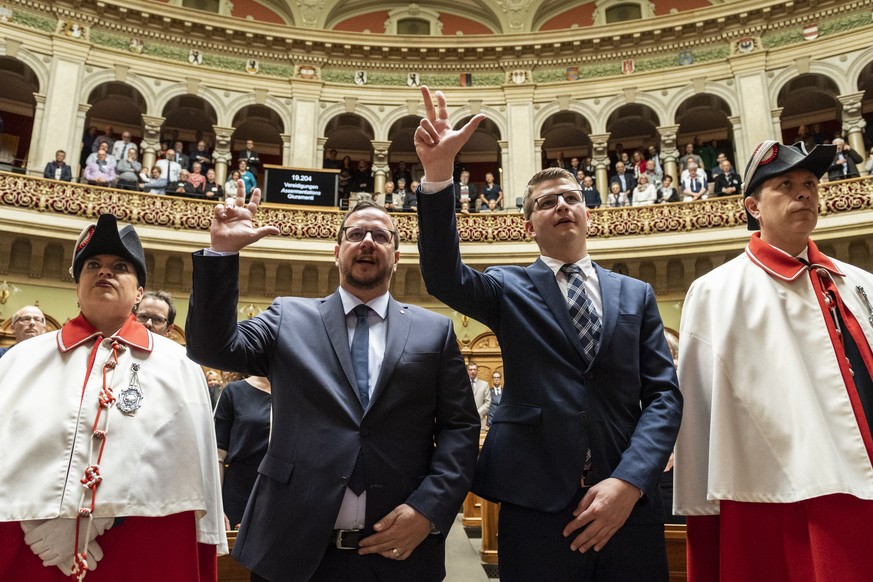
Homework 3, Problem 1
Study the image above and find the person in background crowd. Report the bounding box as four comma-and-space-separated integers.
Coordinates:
479, 172, 503, 211
486, 371, 503, 428
632, 174, 657, 206
657, 175, 679, 203
713, 158, 742, 197
111, 131, 137, 162
174, 140, 190, 173
323, 148, 342, 170
238, 139, 260, 175
43, 150, 72, 182
828, 137, 863, 181
115, 147, 142, 191
80, 125, 98, 172
140, 165, 168, 195
204, 168, 224, 200
225, 170, 242, 199
607, 181, 629, 207
338, 156, 354, 200
352, 159, 373, 193
238, 160, 257, 200
83, 149, 116, 187
170, 169, 202, 198
205, 370, 224, 410
0, 214, 226, 579
92, 126, 114, 154
190, 140, 213, 174
404, 181, 419, 212
580, 175, 601, 209
134, 290, 176, 338
0, 305, 46, 358
214, 376, 272, 530
156, 149, 182, 183
188, 162, 207, 195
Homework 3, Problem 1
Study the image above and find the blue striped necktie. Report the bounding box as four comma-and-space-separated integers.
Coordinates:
560, 264, 602, 366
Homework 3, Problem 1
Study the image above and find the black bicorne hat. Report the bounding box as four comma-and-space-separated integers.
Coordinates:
741, 140, 835, 230
70, 214, 147, 287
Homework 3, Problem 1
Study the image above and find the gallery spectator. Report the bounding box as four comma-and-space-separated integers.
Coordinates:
205, 370, 224, 410
658, 175, 679, 203
393, 160, 413, 187
631, 150, 647, 178
381, 180, 400, 209
643, 159, 662, 187
453, 170, 478, 211
580, 175, 601, 209
111, 131, 137, 161
647, 145, 662, 174
80, 125, 98, 170
156, 149, 182, 183
338, 156, 353, 199
582, 156, 597, 177
237, 139, 260, 175
567, 157, 582, 177
238, 160, 257, 199
404, 181, 419, 212
43, 150, 72, 182
681, 162, 708, 201
607, 181, 630, 207
83, 149, 116, 187
679, 143, 704, 173
92, 125, 114, 153
203, 168, 224, 200
225, 170, 242, 198
609, 161, 636, 204
632, 174, 658, 206
478, 171, 503, 210
115, 147, 142, 191
188, 162, 207, 194
866, 146, 873, 175
323, 148, 342, 170
140, 165, 168, 195
351, 159, 373, 193
190, 140, 213, 173
85, 142, 117, 168
713, 159, 742, 197
173, 141, 190, 173
699, 139, 718, 172
827, 137, 863, 180
709, 152, 728, 180
170, 169, 202, 198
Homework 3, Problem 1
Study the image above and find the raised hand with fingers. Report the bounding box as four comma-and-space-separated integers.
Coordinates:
210, 179, 280, 253
414, 86, 486, 183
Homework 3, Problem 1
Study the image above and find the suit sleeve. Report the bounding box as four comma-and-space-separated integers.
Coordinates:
611, 284, 683, 497
416, 186, 504, 327
186, 252, 279, 377
405, 319, 480, 535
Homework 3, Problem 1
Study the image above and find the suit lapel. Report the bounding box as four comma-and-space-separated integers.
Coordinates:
527, 258, 587, 365
593, 262, 620, 359
318, 293, 361, 406
368, 296, 411, 411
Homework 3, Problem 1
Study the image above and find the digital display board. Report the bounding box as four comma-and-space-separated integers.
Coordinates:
263, 164, 339, 207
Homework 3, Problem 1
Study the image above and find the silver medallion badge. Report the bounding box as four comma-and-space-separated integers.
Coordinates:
117, 363, 144, 415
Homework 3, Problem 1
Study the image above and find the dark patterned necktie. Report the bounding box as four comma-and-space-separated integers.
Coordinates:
560, 264, 602, 366
351, 305, 370, 408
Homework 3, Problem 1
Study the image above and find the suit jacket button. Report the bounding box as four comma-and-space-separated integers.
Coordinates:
580, 412, 588, 421
340, 477, 348, 486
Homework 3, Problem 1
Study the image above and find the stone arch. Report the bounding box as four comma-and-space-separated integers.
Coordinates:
534, 101, 602, 134
539, 109, 594, 170
41, 242, 64, 279
160, 93, 219, 151
164, 256, 184, 287
323, 112, 376, 162
449, 115, 503, 182
248, 262, 266, 296
664, 83, 739, 125
774, 73, 841, 143
0, 56, 41, 168
675, 93, 736, 166
9, 238, 31, 273
319, 102, 381, 140
231, 104, 285, 172
605, 102, 661, 167
84, 81, 148, 141
225, 94, 291, 134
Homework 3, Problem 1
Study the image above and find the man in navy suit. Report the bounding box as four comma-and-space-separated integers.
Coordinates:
413, 86, 682, 581
185, 188, 480, 582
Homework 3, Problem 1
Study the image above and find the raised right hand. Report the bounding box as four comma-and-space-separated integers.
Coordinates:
211, 179, 280, 253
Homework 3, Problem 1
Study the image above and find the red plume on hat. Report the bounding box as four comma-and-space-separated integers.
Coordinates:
70, 214, 147, 287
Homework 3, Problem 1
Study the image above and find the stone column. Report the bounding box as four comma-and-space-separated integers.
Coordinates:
504, 86, 537, 197
657, 125, 680, 182
589, 133, 611, 195
140, 115, 165, 174
727, 115, 745, 168
26, 94, 47, 175
838, 92, 868, 175
770, 108, 784, 143
497, 140, 510, 203
280, 133, 293, 167
212, 125, 235, 186
72, 103, 91, 177
534, 138, 545, 173
316, 137, 328, 168
371, 140, 391, 197
288, 82, 324, 168
730, 56, 778, 155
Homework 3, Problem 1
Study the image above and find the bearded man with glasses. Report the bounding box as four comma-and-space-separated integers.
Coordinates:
185, 188, 479, 582
413, 86, 682, 582
134, 290, 176, 337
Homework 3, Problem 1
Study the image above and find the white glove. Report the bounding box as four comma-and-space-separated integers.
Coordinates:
22, 517, 113, 570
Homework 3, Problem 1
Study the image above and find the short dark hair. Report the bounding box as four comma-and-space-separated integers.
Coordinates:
138, 290, 177, 325
336, 200, 399, 249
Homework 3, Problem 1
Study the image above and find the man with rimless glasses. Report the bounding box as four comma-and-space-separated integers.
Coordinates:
185, 188, 479, 582
0, 305, 47, 358
414, 86, 682, 582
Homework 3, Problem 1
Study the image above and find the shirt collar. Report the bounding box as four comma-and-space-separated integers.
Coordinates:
58, 312, 153, 353
745, 232, 844, 282
540, 254, 595, 281
338, 286, 390, 320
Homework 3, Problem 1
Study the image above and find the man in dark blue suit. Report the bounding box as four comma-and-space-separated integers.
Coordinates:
185, 187, 480, 582
413, 87, 682, 582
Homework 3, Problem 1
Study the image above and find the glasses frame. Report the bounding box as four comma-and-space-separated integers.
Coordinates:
13, 315, 45, 325
341, 226, 396, 246
533, 190, 586, 211
135, 313, 168, 326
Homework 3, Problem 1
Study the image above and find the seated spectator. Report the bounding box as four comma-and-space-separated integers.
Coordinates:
478, 171, 503, 210
203, 168, 224, 200
189, 140, 213, 173
394, 178, 411, 208
43, 150, 72, 182
83, 149, 116, 187
115, 147, 142, 191
681, 162, 708, 201
643, 159, 662, 186
459, 200, 472, 214
85, 141, 117, 169
484, 199, 500, 212
657, 175, 679, 203
170, 169, 202, 198
713, 158, 742, 197
827, 137, 863, 180
403, 181, 419, 212
188, 162, 206, 195
156, 149, 182, 183
453, 170, 478, 210
607, 181, 629, 207
237, 160, 257, 199
580, 175, 601, 209
111, 131, 137, 161
609, 161, 636, 203
139, 165, 168, 194
225, 170, 242, 198
381, 180, 401, 209
632, 174, 657, 206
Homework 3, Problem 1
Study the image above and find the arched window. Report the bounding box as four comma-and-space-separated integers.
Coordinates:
593, 0, 655, 26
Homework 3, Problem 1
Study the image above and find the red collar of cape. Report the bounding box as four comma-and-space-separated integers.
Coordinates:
745, 232, 845, 282
57, 312, 153, 353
